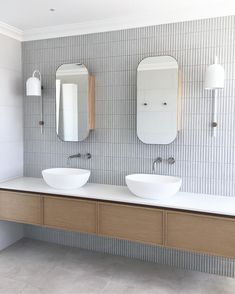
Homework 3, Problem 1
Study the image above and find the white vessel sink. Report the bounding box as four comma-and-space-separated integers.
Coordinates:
42, 168, 90, 189
126, 174, 182, 199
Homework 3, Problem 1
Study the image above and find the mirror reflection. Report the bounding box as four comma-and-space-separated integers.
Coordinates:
56, 63, 94, 142
137, 56, 180, 144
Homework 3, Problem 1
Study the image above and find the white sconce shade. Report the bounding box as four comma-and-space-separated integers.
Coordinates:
26, 76, 41, 96
204, 57, 225, 90
26, 70, 42, 96
26, 70, 44, 133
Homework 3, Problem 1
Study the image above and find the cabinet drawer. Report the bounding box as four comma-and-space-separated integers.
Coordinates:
98, 202, 163, 245
44, 197, 97, 234
166, 211, 235, 258
0, 191, 42, 225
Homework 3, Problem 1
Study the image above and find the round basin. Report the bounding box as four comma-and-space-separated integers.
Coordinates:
126, 174, 182, 199
42, 168, 90, 189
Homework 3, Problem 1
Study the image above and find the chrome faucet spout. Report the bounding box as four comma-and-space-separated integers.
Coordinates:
152, 157, 162, 172
67, 153, 81, 165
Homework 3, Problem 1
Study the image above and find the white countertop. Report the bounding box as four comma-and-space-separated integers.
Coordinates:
1, 177, 235, 217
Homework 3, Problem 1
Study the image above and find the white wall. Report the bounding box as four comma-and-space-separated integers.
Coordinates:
0, 33, 24, 250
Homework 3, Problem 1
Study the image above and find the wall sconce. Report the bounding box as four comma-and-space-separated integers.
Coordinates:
204, 56, 225, 137
26, 70, 44, 134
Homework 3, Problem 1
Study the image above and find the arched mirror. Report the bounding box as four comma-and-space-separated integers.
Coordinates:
56, 63, 95, 142
137, 56, 180, 144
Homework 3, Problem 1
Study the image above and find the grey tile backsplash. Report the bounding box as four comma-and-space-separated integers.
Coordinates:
22, 15, 235, 196
22, 15, 235, 277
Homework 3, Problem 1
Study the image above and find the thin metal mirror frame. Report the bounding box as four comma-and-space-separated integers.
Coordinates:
55, 62, 90, 142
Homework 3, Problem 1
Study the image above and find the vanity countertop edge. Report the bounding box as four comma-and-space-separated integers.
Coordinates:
0, 177, 235, 217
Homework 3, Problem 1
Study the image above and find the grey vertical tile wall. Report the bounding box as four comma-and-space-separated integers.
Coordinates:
22, 15, 235, 276
22, 15, 235, 196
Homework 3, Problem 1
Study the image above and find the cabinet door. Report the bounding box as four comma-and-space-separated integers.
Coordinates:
166, 211, 235, 258
98, 202, 163, 245
0, 191, 42, 225
44, 196, 97, 234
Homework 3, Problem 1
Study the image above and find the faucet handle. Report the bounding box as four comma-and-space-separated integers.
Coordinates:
85, 153, 92, 159
168, 157, 175, 165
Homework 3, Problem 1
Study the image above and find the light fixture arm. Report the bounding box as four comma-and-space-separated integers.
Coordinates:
212, 56, 218, 137
32, 70, 42, 80
204, 55, 225, 138
212, 89, 218, 137
39, 89, 44, 135
32, 70, 44, 134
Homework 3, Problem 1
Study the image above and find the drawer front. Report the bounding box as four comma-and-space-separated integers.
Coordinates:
166, 211, 235, 258
98, 202, 163, 245
0, 191, 42, 225
44, 197, 97, 234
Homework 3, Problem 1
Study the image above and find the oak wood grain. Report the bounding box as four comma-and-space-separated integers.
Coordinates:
0, 191, 42, 225
166, 210, 235, 258
44, 196, 97, 234
98, 202, 163, 245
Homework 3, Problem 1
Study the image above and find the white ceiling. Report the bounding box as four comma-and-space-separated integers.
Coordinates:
0, 0, 235, 41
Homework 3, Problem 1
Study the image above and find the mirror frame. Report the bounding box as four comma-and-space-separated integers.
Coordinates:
55, 62, 95, 142
136, 55, 181, 145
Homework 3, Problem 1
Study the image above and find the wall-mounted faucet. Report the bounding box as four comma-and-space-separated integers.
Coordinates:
67, 153, 92, 165
152, 157, 176, 172
152, 157, 162, 172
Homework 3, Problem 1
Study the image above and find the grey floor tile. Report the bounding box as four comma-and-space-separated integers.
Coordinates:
0, 238, 234, 294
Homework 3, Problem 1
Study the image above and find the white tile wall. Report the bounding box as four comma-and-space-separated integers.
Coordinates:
0, 33, 24, 249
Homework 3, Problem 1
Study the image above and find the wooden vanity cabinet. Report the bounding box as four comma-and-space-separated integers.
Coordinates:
1, 189, 235, 258
166, 210, 235, 258
43, 196, 97, 234
98, 202, 164, 245
0, 191, 42, 225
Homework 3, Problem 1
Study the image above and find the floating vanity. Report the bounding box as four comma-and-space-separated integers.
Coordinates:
0, 177, 235, 258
